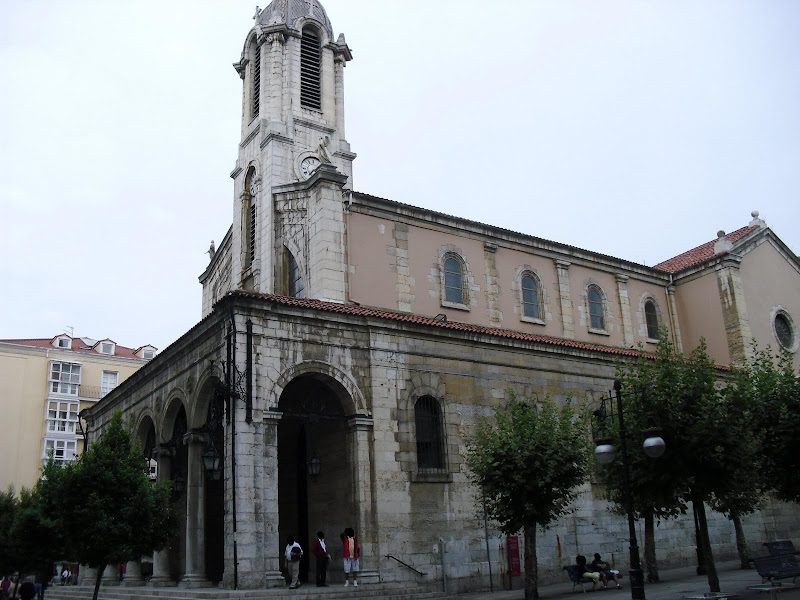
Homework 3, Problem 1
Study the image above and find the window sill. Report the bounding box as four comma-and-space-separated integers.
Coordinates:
441, 300, 470, 312
411, 471, 452, 483
645, 337, 660, 345
520, 315, 545, 325
588, 328, 610, 336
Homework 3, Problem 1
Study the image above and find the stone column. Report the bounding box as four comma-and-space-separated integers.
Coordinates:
261, 411, 285, 587
179, 431, 211, 588
615, 274, 634, 347
78, 566, 96, 586
347, 416, 378, 585
101, 564, 119, 586
715, 257, 754, 365
267, 33, 285, 126
555, 259, 575, 339
122, 560, 144, 586
334, 54, 346, 136
666, 286, 684, 353
149, 445, 176, 586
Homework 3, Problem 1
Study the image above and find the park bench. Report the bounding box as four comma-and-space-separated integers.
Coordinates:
563, 565, 623, 592
763, 541, 799, 557
749, 555, 800, 585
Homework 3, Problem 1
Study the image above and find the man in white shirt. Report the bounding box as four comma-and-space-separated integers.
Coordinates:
284, 535, 303, 589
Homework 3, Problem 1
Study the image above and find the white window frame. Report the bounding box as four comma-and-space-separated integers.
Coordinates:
49, 361, 81, 395
100, 341, 114, 355
100, 370, 119, 398
46, 400, 79, 434
43, 438, 77, 464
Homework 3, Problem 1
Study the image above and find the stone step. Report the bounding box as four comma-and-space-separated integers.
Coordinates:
43, 583, 450, 600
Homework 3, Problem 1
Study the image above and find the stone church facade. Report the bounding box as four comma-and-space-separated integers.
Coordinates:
83, 0, 800, 592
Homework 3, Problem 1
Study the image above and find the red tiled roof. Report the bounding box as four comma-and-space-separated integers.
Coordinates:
231, 290, 650, 359
654, 226, 757, 273
0, 337, 147, 360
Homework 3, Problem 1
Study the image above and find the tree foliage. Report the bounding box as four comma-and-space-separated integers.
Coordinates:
466, 391, 590, 600
37, 412, 175, 600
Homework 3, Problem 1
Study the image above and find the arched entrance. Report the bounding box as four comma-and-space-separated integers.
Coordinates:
277, 373, 354, 584
201, 384, 225, 584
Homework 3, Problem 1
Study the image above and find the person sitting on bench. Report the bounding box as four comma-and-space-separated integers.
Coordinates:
592, 553, 621, 588
576, 555, 602, 590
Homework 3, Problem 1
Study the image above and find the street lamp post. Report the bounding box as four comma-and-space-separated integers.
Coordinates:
594, 380, 665, 600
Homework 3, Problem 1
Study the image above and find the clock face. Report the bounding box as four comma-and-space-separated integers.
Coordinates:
248, 179, 258, 197
301, 156, 321, 178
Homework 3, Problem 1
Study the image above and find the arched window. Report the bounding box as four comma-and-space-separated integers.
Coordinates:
415, 396, 445, 472
243, 168, 257, 269
300, 26, 321, 110
443, 256, 464, 304
521, 273, 541, 319
645, 300, 660, 339
774, 311, 796, 351
588, 286, 605, 330
251, 42, 261, 119
287, 249, 305, 298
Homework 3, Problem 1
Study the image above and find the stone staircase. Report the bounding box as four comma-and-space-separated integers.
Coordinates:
43, 583, 455, 600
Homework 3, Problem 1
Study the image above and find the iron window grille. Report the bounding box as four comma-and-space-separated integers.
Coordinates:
415, 395, 445, 472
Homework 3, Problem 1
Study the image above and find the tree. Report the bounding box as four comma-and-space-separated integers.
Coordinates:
608, 338, 757, 593
38, 412, 175, 600
747, 345, 800, 504
0, 488, 17, 577
465, 391, 590, 600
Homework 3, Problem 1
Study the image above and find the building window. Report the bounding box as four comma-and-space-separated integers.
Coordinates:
49, 362, 81, 395
43, 438, 77, 464
287, 250, 305, 298
645, 300, 660, 340
143, 350, 154, 360
56, 337, 71, 349
252, 42, 261, 119
300, 26, 322, 110
46, 400, 79, 433
443, 256, 465, 304
521, 273, 541, 320
588, 286, 605, 330
100, 371, 119, 398
243, 167, 257, 269
774, 311, 796, 351
415, 395, 445, 472
100, 342, 114, 355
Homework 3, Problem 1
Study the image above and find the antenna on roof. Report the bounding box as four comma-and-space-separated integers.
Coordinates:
65, 325, 74, 337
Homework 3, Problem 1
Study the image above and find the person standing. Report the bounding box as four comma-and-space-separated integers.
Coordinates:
312, 531, 331, 587
341, 527, 360, 587
284, 535, 303, 589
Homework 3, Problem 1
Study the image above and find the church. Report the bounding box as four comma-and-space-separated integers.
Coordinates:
83, 0, 800, 591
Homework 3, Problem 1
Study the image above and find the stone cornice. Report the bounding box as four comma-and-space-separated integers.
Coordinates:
240, 122, 261, 148
293, 117, 335, 135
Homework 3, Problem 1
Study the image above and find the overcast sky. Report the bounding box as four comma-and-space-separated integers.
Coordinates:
1, 0, 798, 353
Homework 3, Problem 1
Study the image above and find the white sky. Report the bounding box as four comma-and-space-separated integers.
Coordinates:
1, 0, 798, 352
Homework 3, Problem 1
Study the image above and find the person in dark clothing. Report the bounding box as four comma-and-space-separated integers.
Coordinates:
591, 553, 621, 588
19, 581, 35, 600
312, 530, 331, 587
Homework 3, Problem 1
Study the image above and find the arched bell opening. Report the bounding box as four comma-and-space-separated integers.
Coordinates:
277, 373, 353, 584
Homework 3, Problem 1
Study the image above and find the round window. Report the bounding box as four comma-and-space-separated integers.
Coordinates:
774, 312, 795, 350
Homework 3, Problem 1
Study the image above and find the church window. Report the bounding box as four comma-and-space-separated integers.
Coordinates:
415, 395, 445, 472
645, 300, 660, 340
300, 26, 322, 110
243, 168, 257, 270
521, 273, 541, 320
774, 311, 795, 351
287, 250, 305, 298
588, 286, 605, 330
444, 256, 465, 304
252, 43, 261, 119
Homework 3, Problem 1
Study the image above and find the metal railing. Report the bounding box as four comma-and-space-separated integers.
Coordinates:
385, 555, 426, 577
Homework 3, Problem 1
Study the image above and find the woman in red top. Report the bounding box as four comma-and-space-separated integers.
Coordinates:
340, 527, 360, 587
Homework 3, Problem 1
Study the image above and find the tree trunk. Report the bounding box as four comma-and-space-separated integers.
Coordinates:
643, 509, 660, 583
731, 510, 750, 569
92, 564, 106, 600
524, 525, 538, 600
693, 494, 720, 592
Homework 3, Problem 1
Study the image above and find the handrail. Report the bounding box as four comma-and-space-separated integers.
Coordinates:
385, 554, 426, 576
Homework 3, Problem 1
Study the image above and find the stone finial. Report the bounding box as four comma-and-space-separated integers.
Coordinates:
337, 33, 346, 45
750, 210, 766, 228
253, 6, 262, 21
714, 230, 733, 255
208, 240, 216, 260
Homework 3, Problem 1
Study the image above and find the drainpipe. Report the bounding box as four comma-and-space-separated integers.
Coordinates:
440, 538, 447, 593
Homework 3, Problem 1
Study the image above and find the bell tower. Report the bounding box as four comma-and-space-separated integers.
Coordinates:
229, 0, 354, 300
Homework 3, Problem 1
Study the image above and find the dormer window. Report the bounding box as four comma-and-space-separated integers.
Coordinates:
143, 350, 154, 360
135, 345, 157, 360
95, 340, 115, 355
55, 336, 72, 349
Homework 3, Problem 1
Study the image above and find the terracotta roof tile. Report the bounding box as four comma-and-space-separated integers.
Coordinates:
654, 226, 757, 273
0, 337, 147, 360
